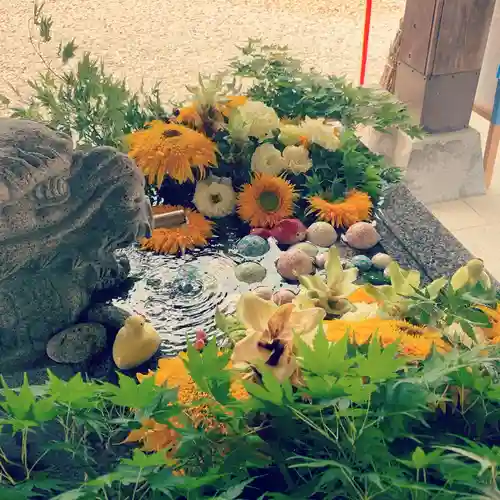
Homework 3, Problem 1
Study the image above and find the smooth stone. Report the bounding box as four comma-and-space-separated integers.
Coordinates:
342, 222, 381, 250
236, 235, 270, 257
351, 255, 373, 271
291, 242, 319, 258
315, 252, 328, 269
46, 323, 107, 364
306, 222, 338, 247
272, 289, 297, 305
84, 304, 131, 334
371, 253, 393, 270
254, 286, 273, 300
235, 262, 267, 283
364, 270, 390, 285
276, 249, 314, 281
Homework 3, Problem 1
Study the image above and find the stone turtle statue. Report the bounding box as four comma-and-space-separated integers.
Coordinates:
0, 118, 152, 368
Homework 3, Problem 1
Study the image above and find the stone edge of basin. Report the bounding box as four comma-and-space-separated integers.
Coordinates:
376, 183, 498, 287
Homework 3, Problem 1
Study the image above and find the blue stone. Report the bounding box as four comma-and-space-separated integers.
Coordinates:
351, 255, 373, 271
235, 235, 270, 257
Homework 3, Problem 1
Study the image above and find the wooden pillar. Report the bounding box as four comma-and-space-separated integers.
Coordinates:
395, 0, 496, 134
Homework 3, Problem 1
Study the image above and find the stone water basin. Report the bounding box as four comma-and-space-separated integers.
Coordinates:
111, 216, 390, 357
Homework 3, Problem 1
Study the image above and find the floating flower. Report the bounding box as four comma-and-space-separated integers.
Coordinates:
282, 145, 312, 174
141, 205, 213, 254
193, 176, 236, 218
278, 124, 304, 146
232, 292, 325, 382
307, 190, 373, 228
219, 95, 248, 117
175, 104, 203, 130
126, 121, 217, 185
324, 318, 449, 358
126, 353, 249, 454
237, 173, 295, 228
300, 117, 341, 151
251, 143, 285, 175
228, 100, 279, 140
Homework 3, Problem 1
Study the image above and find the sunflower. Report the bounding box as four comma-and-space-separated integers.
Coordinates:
141, 205, 213, 254
324, 318, 449, 358
237, 173, 295, 228
125, 352, 249, 453
308, 190, 373, 228
126, 121, 217, 185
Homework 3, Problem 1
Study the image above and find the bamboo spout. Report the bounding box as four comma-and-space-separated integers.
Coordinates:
153, 209, 187, 229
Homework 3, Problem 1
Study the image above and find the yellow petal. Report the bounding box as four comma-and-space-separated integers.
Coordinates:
288, 307, 326, 340
270, 345, 298, 382
236, 292, 277, 333
232, 330, 271, 367
267, 304, 295, 341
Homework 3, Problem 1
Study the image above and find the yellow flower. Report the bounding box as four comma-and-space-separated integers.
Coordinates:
340, 302, 379, 321
300, 117, 341, 151
477, 304, 500, 339
307, 190, 373, 228
282, 145, 313, 174
251, 143, 285, 175
278, 124, 304, 146
126, 352, 249, 453
347, 288, 377, 304
193, 176, 236, 218
232, 292, 325, 382
141, 205, 213, 254
324, 318, 449, 358
126, 121, 217, 184
219, 95, 248, 117
237, 173, 295, 228
228, 100, 279, 140
175, 104, 203, 130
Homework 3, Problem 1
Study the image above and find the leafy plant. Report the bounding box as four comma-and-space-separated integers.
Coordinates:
1, 2, 168, 149
231, 39, 423, 137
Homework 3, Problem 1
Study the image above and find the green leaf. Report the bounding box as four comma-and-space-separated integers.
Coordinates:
121, 449, 172, 468
61, 39, 78, 64
106, 372, 160, 409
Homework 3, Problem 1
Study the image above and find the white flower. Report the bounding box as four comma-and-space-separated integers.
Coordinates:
229, 100, 279, 140
278, 124, 303, 146
282, 145, 312, 174
341, 302, 379, 321
193, 176, 236, 218
251, 143, 285, 175
300, 117, 341, 151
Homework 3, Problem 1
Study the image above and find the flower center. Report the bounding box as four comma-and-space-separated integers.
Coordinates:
210, 193, 222, 205
258, 339, 285, 367
258, 190, 280, 212
163, 129, 182, 138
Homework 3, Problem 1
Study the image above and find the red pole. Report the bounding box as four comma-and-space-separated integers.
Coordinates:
360, 0, 373, 86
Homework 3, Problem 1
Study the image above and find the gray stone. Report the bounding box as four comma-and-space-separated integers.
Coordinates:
0, 118, 152, 367
360, 126, 485, 204
235, 235, 270, 257
83, 304, 131, 333
46, 323, 107, 364
375, 184, 497, 285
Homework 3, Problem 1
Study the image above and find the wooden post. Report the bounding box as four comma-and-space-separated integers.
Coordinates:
153, 210, 186, 229
395, 0, 495, 133
484, 66, 500, 187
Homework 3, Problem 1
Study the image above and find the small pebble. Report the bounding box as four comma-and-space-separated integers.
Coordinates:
236, 235, 270, 257
351, 255, 372, 271
291, 242, 318, 258
342, 222, 381, 250
306, 222, 338, 247
235, 262, 267, 283
272, 289, 297, 305
254, 286, 273, 300
276, 249, 314, 281
315, 252, 328, 269
371, 253, 392, 270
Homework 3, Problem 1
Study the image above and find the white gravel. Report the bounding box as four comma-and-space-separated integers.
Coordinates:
0, 0, 405, 107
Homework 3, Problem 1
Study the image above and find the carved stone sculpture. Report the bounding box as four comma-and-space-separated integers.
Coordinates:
0, 118, 152, 367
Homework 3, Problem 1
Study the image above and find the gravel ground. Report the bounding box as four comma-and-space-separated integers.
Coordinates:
0, 0, 404, 107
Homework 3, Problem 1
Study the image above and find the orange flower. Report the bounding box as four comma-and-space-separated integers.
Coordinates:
126, 121, 217, 184
141, 205, 213, 255
175, 105, 203, 129
347, 288, 377, 304
219, 95, 248, 117
237, 173, 295, 228
307, 190, 372, 228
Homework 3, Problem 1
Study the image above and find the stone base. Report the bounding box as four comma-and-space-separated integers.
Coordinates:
360, 126, 486, 204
